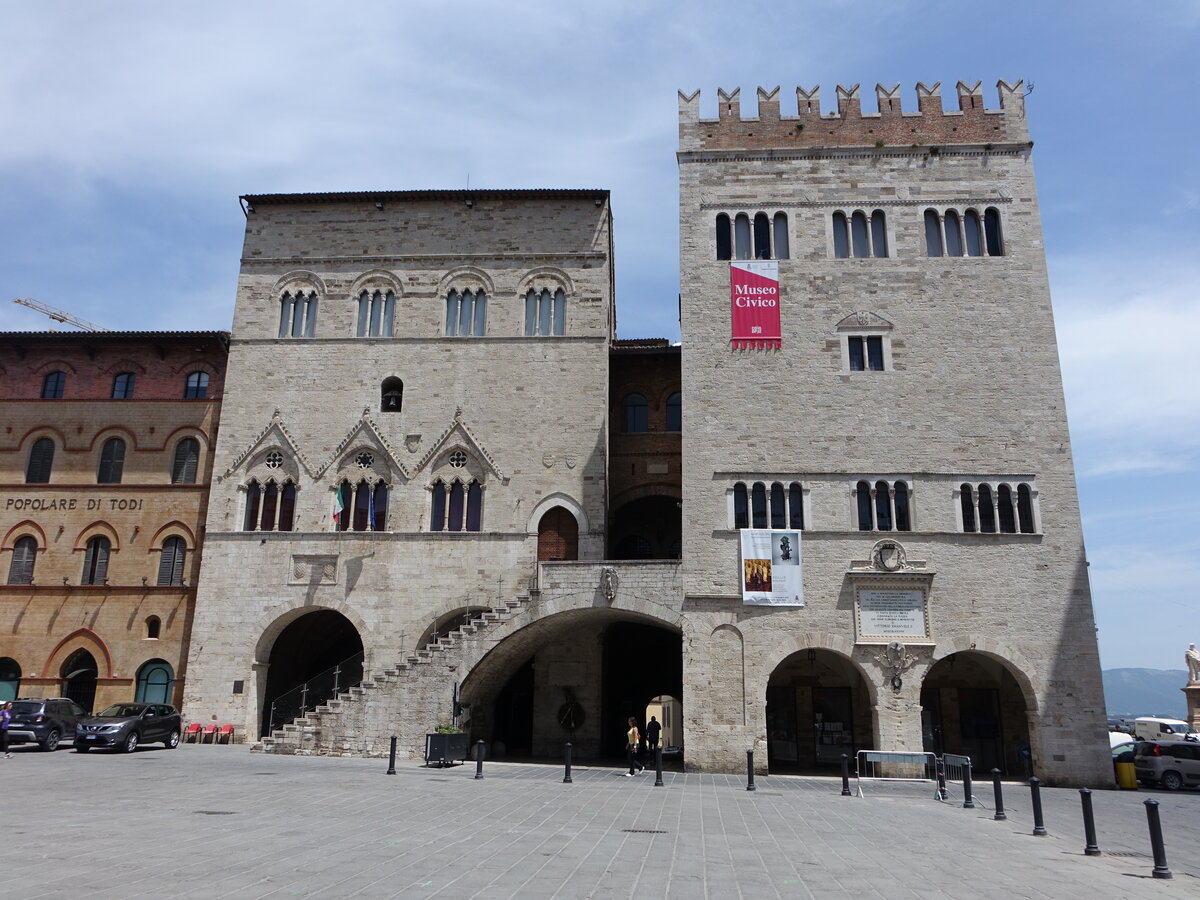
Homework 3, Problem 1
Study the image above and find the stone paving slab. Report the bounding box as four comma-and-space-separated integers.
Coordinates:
1, 743, 1197, 898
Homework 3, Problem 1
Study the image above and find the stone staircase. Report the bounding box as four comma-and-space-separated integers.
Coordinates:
251, 593, 531, 757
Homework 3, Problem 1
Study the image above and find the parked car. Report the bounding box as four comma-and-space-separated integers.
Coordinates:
1133, 740, 1200, 791
1131, 717, 1199, 743
74, 703, 182, 753
5, 698, 87, 751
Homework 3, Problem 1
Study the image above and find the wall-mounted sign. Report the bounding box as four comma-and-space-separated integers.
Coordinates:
853, 583, 932, 643
740, 528, 803, 606
730, 260, 781, 349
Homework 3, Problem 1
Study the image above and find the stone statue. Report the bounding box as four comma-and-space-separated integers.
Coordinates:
1187, 643, 1200, 684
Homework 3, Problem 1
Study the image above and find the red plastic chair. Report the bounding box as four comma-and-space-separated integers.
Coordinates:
200, 723, 219, 744
182, 722, 202, 743
217, 724, 235, 744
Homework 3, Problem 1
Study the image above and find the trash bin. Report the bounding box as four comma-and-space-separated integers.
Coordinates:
1115, 760, 1138, 790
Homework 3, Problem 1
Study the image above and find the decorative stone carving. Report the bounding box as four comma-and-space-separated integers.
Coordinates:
872, 539, 907, 572
600, 566, 618, 603
876, 641, 917, 691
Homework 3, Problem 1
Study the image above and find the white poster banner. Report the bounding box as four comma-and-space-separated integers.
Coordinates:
740, 529, 804, 606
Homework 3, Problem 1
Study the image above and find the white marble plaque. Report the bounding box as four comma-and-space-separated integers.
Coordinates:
858, 588, 926, 638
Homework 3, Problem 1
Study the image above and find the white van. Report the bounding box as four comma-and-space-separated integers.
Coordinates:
1132, 717, 1199, 742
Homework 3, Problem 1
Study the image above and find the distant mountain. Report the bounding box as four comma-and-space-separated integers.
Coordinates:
1102, 668, 1189, 719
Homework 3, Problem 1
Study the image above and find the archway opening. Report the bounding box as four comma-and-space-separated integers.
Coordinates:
465, 612, 682, 764
921, 651, 1031, 775
537, 507, 579, 561
0, 657, 21, 702
135, 659, 176, 705
766, 648, 873, 773
260, 610, 364, 737
61, 649, 98, 712
609, 496, 681, 559
644, 694, 681, 752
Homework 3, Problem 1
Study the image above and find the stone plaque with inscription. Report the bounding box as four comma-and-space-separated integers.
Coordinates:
854, 585, 931, 642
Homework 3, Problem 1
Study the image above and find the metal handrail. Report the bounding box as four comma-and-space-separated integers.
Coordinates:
267, 651, 364, 735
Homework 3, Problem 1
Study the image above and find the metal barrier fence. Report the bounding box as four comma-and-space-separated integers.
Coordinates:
941, 753, 978, 804
855, 750, 939, 798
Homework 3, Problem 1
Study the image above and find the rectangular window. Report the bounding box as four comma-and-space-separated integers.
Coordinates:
845, 334, 888, 372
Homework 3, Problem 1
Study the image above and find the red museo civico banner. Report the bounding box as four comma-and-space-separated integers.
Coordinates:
730, 260, 780, 349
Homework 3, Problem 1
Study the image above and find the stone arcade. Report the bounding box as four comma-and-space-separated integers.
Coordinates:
177, 81, 1111, 786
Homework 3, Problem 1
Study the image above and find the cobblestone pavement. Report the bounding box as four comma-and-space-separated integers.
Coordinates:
2, 743, 1198, 898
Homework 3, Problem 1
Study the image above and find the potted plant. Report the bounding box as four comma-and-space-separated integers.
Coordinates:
424, 724, 469, 767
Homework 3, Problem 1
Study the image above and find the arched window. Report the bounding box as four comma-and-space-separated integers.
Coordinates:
171, 438, 199, 484
733, 483, 749, 529
850, 212, 870, 258
960, 484, 977, 532
157, 536, 186, 586
430, 479, 481, 532
945, 210, 963, 256
184, 371, 209, 399
26, 437, 54, 483
894, 481, 911, 531
773, 213, 790, 260
753, 213, 771, 259
874, 480, 892, 531
856, 480, 873, 530
622, 394, 648, 433
42, 371, 66, 399
977, 484, 997, 533
445, 289, 486, 337
964, 210, 984, 256
984, 207, 1004, 256
870, 210, 888, 257
135, 660, 174, 704
244, 481, 261, 530
335, 480, 386, 532
715, 213, 732, 260
278, 482, 296, 531
111, 372, 136, 399
734, 214, 751, 260
788, 482, 804, 530
260, 481, 278, 531
524, 288, 566, 336
278, 290, 318, 338
0, 657, 20, 702
97, 437, 126, 484
769, 483, 786, 529
81, 536, 111, 585
357, 289, 395, 337
380, 377, 403, 413
997, 484, 1017, 533
1018, 483, 1036, 533
7, 536, 37, 585
832, 212, 850, 258
665, 392, 682, 432
145, 616, 161, 639
751, 482, 767, 529
924, 209, 944, 257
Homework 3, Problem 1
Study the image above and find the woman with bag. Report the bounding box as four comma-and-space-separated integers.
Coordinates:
624, 716, 644, 776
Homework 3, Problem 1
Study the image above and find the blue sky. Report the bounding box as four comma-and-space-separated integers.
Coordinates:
2, 2, 1196, 670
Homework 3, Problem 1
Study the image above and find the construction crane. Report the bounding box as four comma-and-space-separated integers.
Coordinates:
12, 297, 110, 332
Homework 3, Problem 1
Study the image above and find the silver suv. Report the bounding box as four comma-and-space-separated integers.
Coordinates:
1133, 740, 1200, 791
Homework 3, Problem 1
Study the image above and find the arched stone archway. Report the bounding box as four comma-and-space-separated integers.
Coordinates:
259, 609, 364, 737
61, 649, 98, 712
920, 650, 1032, 775
537, 507, 578, 561
460, 608, 682, 762
765, 648, 874, 773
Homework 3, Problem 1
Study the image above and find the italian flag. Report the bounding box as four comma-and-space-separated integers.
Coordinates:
332, 484, 347, 525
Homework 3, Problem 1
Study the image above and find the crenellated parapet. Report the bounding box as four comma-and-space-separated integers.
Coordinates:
678, 81, 1028, 152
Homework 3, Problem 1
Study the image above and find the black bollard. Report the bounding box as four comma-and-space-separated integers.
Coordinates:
386, 734, 397, 775
1144, 799, 1172, 879
474, 739, 485, 780
1029, 777, 1047, 836
962, 765, 975, 809
840, 753, 852, 796
991, 769, 1006, 821
935, 756, 947, 801
563, 742, 573, 784
746, 749, 756, 791
654, 746, 663, 787
1080, 788, 1101, 856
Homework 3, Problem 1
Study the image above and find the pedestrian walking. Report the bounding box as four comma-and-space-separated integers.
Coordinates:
1, 701, 12, 758
624, 716, 644, 776
646, 715, 662, 752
